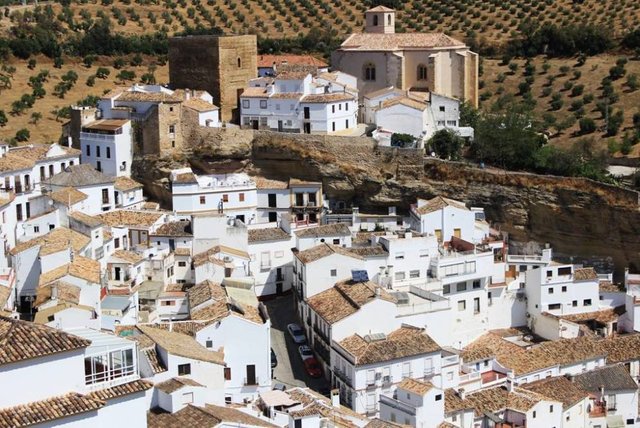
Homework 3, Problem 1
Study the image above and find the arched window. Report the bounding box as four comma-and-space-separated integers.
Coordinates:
364, 63, 376, 81
373, 15, 378, 26
387, 14, 391, 25
237, 57, 242, 68
417, 64, 428, 81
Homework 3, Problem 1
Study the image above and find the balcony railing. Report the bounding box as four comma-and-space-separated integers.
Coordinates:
243, 376, 259, 386
333, 366, 352, 387
313, 325, 330, 345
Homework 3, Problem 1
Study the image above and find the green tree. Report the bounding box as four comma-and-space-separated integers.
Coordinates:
607, 110, 624, 136
0, 110, 7, 127
30, 112, 42, 124
428, 129, 463, 160
390, 133, 414, 148
578, 117, 596, 134
15, 128, 30, 142
96, 67, 110, 78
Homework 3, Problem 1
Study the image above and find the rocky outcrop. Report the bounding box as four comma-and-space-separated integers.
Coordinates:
133, 129, 640, 274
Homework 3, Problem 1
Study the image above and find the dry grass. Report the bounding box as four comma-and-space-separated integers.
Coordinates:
0, 55, 169, 143
481, 55, 640, 155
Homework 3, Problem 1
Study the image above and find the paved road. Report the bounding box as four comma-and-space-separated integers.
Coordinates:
265, 293, 330, 394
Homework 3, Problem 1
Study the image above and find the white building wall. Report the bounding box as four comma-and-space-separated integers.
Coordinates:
375, 104, 426, 139
158, 349, 225, 405
80, 122, 133, 177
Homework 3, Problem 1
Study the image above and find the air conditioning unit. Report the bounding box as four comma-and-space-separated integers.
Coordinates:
223, 256, 233, 263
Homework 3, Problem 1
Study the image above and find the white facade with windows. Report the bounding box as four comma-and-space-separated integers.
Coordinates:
80, 120, 133, 177
240, 72, 358, 134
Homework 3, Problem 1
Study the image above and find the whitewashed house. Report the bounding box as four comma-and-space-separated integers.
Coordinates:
47, 164, 116, 215
521, 376, 590, 428
186, 280, 272, 403
378, 378, 446, 427
240, 71, 358, 134
295, 223, 352, 251
114, 176, 144, 209
0, 317, 151, 427
255, 177, 323, 226
331, 325, 443, 416
248, 227, 294, 297
170, 168, 257, 223
80, 119, 133, 177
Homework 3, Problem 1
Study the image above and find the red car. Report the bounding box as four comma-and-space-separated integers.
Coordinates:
303, 357, 322, 378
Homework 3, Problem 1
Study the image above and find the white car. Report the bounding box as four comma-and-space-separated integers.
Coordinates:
287, 323, 306, 344
298, 345, 313, 361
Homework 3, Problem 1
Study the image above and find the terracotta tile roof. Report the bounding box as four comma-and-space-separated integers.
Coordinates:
153, 220, 192, 237
574, 267, 598, 281
462, 332, 605, 376
116, 90, 182, 103
270, 92, 303, 99
380, 96, 427, 111
248, 227, 290, 243
155, 377, 204, 394
307, 279, 396, 324
340, 32, 465, 51
296, 223, 351, 238
182, 98, 218, 112
69, 211, 104, 228
301, 93, 355, 103
295, 243, 357, 264
137, 325, 225, 365
193, 245, 250, 267
187, 280, 264, 326
413, 196, 468, 215
258, 54, 327, 68
285, 387, 372, 424
188, 280, 226, 310
560, 306, 624, 324
142, 348, 167, 374
396, 377, 435, 396
111, 250, 145, 265
444, 386, 552, 417
88, 379, 153, 401
96, 210, 163, 228
241, 87, 268, 98
148, 404, 278, 428
0, 393, 104, 427
521, 376, 588, 408
338, 326, 440, 365
599, 281, 622, 293
39, 256, 101, 286
34, 302, 94, 324
0, 144, 79, 173
115, 176, 143, 191
142, 201, 160, 210
34, 281, 81, 307
49, 187, 88, 206
367, 5, 394, 12
363, 86, 404, 100
172, 172, 198, 184
254, 176, 289, 189
49, 164, 115, 187
598, 333, 640, 363
0, 316, 90, 365
10, 227, 90, 256
203, 404, 278, 427
275, 70, 310, 80
366, 419, 410, 428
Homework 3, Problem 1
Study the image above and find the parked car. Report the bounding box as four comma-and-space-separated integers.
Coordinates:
271, 348, 278, 369
303, 357, 322, 378
287, 323, 306, 344
298, 345, 313, 361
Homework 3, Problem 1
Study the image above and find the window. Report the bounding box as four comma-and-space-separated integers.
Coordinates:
439, 106, 445, 112
562, 286, 567, 292
456, 282, 466, 292
373, 14, 378, 25
237, 57, 242, 68
169, 106, 173, 112
182, 392, 194, 404
332, 105, 335, 113
345, 119, 349, 128
548, 287, 554, 294
548, 303, 561, 310
395, 252, 405, 260
200, 196, 206, 204
345, 103, 348, 110
332, 238, 340, 245
473, 297, 480, 314
338, 104, 342, 111
410, 270, 420, 278
106, 147, 111, 159
224, 367, 231, 380
583, 299, 592, 306
473, 280, 481, 289
102, 189, 109, 204
546, 270, 553, 278
364, 63, 376, 81
607, 394, 616, 411
25, 202, 30, 219
627, 419, 634, 425
34, 226, 39, 233
49, 164, 54, 176
458, 300, 466, 311
435, 394, 442, 401
387, 14, 391, 25
242, 100, 249, 109
85, 145, 91, 157
330, 269, 337, 277
488, 291, 492, 306
275, 104, 280, 111
223, 194, 229, 202
558, 267, 572, 276
178, 261, 187, 267
395, 271, 406, 281
260, 100, 267, 109
239, 193, 245, 202
96, 161, 101, 172
332, 122, 336, 132
115, 238, 120, 248
417, 64, 428, 80
572, 300, 578, 307
169, 124, 175, 134
443, 284, 450, 295
178, 363, 191, 375
532, 411, 536, 418
161, 300, 176, 306
206, 340, 213, 348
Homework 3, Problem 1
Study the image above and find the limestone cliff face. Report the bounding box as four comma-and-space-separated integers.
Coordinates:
133, 129, 640, 273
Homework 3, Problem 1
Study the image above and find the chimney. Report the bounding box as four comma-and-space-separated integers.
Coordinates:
457, 388, 466, 400
51, 282, 58, 300
185, 89, 191, 101
506, 379, 514, 393
330, 389, 340, 407
599, 385, 605, 401
375, 287, 380, 297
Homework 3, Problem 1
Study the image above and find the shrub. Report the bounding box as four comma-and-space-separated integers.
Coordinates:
607, 110, 624, 136
15, 128, 30, 142
571, 84, 584, 97
96, 67, 110, 78
579, 117, 596, 134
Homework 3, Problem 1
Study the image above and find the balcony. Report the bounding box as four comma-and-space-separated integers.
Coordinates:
313, 341, 330, 363
333, 366, 352, 387
243, 376, 260, 386
459, 371, 481, 384
313, 325, 330, 345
